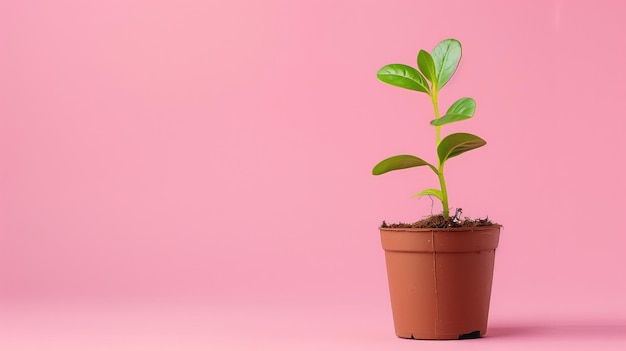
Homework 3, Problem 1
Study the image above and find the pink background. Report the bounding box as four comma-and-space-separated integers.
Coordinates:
1, 0, 625, 349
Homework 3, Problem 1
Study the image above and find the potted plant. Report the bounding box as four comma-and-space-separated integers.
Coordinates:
373, 38, 501, 340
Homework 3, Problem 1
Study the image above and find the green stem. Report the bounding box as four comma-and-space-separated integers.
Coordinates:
430, 88, 449, 219
431, 91, 441, 145
437, 165, 449, 219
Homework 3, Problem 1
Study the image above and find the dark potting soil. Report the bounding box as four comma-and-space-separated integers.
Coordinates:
381, 210, 497, 229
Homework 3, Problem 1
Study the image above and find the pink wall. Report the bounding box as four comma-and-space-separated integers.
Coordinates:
2, 0, 625, 315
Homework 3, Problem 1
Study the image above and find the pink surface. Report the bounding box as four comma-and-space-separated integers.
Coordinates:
2, 0, 626, 349
1, 299, 625, 350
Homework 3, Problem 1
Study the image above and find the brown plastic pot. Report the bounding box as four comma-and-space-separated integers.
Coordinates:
380, 226, 501, 340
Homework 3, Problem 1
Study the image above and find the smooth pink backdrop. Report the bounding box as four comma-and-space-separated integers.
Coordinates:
2, 0, 626, 349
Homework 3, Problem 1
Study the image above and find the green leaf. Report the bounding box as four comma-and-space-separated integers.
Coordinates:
431, 39, 462, 89
417, 50, 436, 84
437, 133, 486, 164
411, 188, 443, 201
430, 113, 471, 126
446, 97, 476, 116
377, 64, 430, 94
373, 155, 437, 175
430, 98, 476, 126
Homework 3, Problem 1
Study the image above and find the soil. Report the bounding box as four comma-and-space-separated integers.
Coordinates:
381, 211, 497, 229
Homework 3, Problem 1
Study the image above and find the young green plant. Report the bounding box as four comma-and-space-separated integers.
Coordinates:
372, 39, 486, 220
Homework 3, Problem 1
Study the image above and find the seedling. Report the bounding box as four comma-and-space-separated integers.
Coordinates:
373, 39, 485, 220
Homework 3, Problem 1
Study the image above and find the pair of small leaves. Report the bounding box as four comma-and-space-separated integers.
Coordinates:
376, 39, 462, 94
372, 133, 486, 176
411, 188, 442, 201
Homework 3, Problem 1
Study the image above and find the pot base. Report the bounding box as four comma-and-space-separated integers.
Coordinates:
397, 329, 484, 340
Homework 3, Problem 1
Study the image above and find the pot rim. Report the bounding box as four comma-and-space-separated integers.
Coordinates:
379, 224, 502, 232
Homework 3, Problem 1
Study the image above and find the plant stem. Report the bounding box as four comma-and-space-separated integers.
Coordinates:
431, 92, 441, 145
431, 89, 449, 219
437, 165, 449, 219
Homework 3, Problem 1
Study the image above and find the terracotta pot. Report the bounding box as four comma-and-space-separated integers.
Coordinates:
380, 226, 501, 340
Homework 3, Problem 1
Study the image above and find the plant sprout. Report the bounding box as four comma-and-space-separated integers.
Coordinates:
372, 39, 486, 220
